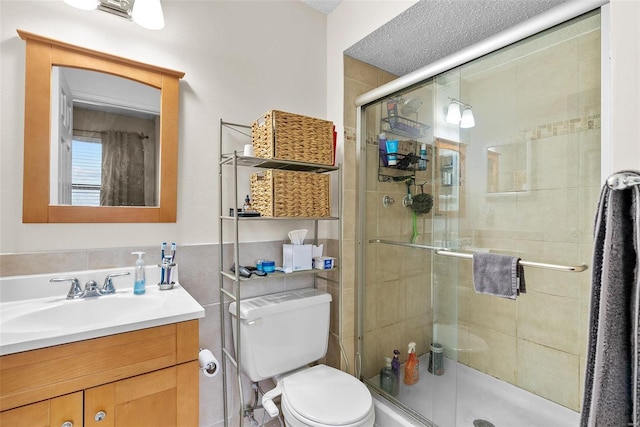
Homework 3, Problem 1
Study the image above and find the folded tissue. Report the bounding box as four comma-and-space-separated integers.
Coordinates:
288, 229, 307, 245
283, 229, 323, 273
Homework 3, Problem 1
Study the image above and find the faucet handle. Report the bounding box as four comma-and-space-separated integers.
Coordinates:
102, 271, 130, 294
50, 277, 83, 299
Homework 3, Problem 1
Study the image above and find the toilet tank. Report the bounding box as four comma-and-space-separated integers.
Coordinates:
229, 288, 332, 382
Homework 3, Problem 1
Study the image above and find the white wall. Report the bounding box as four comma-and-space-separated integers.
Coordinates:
0, 0, 327, 253
609, 0, 640, 173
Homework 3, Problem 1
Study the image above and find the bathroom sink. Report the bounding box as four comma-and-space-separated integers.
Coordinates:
2, 293, 164, 334
0, 266, 204, 355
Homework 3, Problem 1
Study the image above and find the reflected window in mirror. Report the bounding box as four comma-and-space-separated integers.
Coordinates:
51, 67, 161, 207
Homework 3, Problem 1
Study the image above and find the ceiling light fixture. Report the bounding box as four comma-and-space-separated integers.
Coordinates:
62, 0, 165, 30
446, 98, 475, 128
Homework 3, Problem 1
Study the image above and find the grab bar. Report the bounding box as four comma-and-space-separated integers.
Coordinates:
369, 239, 588, 273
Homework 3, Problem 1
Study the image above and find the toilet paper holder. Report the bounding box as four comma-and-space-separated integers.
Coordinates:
198, 348, 219, 378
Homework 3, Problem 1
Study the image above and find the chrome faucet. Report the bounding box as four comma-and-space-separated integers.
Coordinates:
50, 277, 84, 299
50, 271, 130, 299
102, 271, 130, 294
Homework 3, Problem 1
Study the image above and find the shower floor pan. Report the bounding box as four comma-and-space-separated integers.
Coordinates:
370, 355, 579, 427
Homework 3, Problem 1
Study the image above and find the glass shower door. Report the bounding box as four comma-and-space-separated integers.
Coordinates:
359, 79, 461, 426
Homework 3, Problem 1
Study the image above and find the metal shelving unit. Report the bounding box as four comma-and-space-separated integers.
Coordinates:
218, 119, 342, 426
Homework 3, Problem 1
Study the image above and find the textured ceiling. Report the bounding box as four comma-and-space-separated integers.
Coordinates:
344, 0, 566, 76
301, 0, 342, 15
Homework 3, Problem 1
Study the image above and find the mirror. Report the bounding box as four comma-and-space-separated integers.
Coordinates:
486, 141, 529, 193
434, 138, 465, 217
52, 67, 161, 207
19, 30, 184, 223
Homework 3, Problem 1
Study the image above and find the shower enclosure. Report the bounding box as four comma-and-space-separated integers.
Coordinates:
356, 8, 602, 427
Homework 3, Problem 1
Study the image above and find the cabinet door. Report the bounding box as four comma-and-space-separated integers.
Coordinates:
84, 362, 198, 427
0, 391, 82, 427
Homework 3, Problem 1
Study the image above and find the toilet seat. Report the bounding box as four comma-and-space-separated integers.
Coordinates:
280, 365, 374, 427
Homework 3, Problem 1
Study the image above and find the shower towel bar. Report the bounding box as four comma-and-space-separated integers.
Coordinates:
606, 172, 640, 190
369, 239, 588, 272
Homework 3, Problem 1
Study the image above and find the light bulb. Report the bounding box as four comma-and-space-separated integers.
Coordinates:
132, 0, 165, 30
63, 0, 98, 10
446, 102, 461, 124
460, 108, 475, 128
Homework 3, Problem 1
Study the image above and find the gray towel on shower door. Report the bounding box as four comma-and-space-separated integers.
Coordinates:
581, 170, 640, 427
472, 252, 526, 300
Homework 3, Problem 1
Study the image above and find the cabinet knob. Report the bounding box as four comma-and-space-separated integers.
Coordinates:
61, 421, 74, 427
94, 411, 107, 422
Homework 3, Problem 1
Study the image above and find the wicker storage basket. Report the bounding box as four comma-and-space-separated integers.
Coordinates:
250, 170, 331, 217
251, 110, 334, 166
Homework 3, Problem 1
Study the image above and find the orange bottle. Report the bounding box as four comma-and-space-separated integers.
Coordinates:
403, 342, 419, 385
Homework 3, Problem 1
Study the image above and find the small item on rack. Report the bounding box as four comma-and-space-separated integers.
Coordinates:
379, 133, 388, 166
428, 342, 445, 376
386, 140, 399, 166
243, 195, 252, 212
403, 342, 419, 385
419, 143, 428, 171
379, 357, 395, 395
391, 349, 401, 396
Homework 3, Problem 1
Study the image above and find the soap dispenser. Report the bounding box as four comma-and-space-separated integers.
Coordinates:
403, 342, 419, 385
132, 251, 146, 295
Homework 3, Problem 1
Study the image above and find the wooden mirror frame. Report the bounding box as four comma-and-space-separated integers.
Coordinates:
18, 30, 184, 223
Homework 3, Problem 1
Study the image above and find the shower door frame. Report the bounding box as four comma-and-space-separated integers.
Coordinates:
355, 0, 611, 424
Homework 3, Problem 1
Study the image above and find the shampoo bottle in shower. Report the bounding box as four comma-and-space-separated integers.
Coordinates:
419, 143, 428, 170
404, 342, 419, 385
380, 357, 394, 394
391, 349, 401, 396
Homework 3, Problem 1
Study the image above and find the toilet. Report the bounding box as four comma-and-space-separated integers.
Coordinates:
229, 288, 374, 427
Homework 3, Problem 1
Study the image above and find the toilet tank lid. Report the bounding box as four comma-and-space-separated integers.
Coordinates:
229, 288, 332, 321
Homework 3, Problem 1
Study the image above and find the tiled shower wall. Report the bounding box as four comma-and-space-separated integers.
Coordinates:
346, 12, 600, 413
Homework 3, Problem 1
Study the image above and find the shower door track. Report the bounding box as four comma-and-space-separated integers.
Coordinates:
369, 239, 588, 272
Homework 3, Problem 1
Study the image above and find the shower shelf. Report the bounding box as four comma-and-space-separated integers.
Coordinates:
218, 119, 342, 427
369, 239, 588, 273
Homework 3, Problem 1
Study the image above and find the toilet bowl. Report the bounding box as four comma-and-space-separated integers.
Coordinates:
229, 289, 374, 426
278, 365, 374, 427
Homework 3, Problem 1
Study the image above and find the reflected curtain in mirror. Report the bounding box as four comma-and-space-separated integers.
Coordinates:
101, 131, 145, 206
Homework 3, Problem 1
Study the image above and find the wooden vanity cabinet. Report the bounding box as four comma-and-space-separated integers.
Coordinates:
0, 320, 199, 427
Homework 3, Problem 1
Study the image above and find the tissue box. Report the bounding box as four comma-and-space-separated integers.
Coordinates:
283, 244, 313, 273
313, 256, 335, 270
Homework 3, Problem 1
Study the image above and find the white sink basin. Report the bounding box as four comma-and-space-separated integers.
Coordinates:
2, 293, 164, 334
0, 267, 204, 355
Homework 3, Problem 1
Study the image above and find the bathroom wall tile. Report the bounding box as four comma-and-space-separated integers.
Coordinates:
343, 142, 357, 192
343, 189, 356, 241
342, 287, 356, 339
405, 273, 431, 319
516, 188, 580, 243
405, 313, 432, 357
468, 292, 517, 336
1, 250, 89, 277
579, 130, 602, 189
177, 244, 219, 305
341, 238, 356, 288
529, 134, 580, 191
344, 77, 375, 129
364, 278, 378, 333
517, 291, 579, 354
376, 279, 406, 328
344, 55, 379, 88
517, 339, 580, 411
468, 325, 517, 384
362, 329, 378, 379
